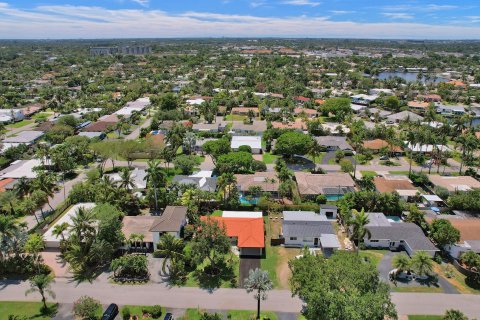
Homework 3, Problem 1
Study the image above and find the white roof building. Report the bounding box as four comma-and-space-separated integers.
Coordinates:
114, 97, 150, 117
231, 136, 262, 151
0, 159, 44, 179
44, 203, 96, 248
222, 211, 263, 218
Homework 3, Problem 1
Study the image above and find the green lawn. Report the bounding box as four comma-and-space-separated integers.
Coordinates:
307, 152, 326, 164
359, 250, 388, 267
225, 114, 248, 121
263, 152, 278, 164
178, 309, 278, 320
261, 244, 279, 288
391, 286, 443, 293
328, 157, 336, 165
121, 305, 167, 319
408, 316, 442, 320
360, 171, 377, 178
31, 112, 52, 120
6, 119, 34, 129
211, 210, 223, 217
0, 302, 58, 320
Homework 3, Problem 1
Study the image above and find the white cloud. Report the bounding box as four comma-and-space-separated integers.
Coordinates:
0, 3, 479, 39
250, 1, 266, 8
132, 0, 149, 7
383, 4, 458, 12
282, 0, 321, 7
383, 13, 414, 20
330, 10, 355, 15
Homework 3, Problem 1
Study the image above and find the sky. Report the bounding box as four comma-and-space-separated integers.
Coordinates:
1, 0, 480, 39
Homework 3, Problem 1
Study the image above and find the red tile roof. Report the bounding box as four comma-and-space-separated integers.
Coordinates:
295, 96, 311, 102
0, 178, 14, 192
201, 216, 265, 248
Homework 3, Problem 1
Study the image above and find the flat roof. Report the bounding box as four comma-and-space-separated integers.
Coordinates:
44, 203, 96, 243
2, 131, 44, 144
283, 211, 328, 222
222, 211, 263, 218
0, 159, 43, 179
320, 233, 341, 249
231, 135, 262, 149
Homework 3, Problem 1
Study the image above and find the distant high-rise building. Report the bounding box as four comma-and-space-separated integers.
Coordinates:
90, 45, 152, 56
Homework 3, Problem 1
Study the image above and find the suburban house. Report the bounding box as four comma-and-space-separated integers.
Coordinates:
428, 218, 480, 259
367, 108, 392, 119
387, 111, 424, 123
114, 97, 150, 118
235, 172, 280, 200
44, 203, 97, 248
369, 88, 394, 96
271, 119, 307, 131
150, 206, 188, 248
405, 143, 451, 154
351, 94, 378, 105
427, 175, 480, 193
230, 120, 267, 135
192, 123, 225, 133
2, 130, 44, 148
320, 205, 338, 219
373, 175, 418, 201
418, 94, 442, 102
231, 107, 260, 117
172, 171, 217, 192
0, 109, 25, 123
294, 172, 356, 200
408, 101, 430, 114
294, 107, 318, 118
315, 136, 353, 152
201, 216, 265, 256
121, 215, 157, 251
364, 212, 438, 257
436, 105, 466, 117
362, 139, 403, 154
78, 132, 106, 140
0, 159, 45, 179
105, 168, 148, 190
321, 122, 350, 135
231, 135, 262, 154
282, 211, 340, 256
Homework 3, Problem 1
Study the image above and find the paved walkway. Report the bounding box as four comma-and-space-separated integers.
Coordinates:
124, 117, 152, 141
1, 279, 480, 317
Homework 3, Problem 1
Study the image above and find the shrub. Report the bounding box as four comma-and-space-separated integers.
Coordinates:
142, 305, 162, 319
316, 194, 327, 204
122, 307, 131, 320
238, 145, 252, 153
73, 296, 101, 320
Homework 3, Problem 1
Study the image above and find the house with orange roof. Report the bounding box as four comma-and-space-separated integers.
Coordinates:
271, 119, 307, 131
231, 107, 260, 117
362, 139, 403, 154
418, 94, 442, 103
294, 107, 318, 118
0, 178, 15, 192
294, 96, 311, 104
408, 101, 430, 114
201, 216, 265, 256
447, 80, 466, 88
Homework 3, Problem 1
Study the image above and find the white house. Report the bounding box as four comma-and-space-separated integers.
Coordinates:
231, 136, 262, 154
282, 211, 340, 255
0, 109, 25, 123
44, 203, 96, 248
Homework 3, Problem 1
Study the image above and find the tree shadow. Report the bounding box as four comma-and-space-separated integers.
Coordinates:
194, 260, 236, 292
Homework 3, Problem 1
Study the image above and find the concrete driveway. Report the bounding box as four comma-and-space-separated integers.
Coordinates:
239, 258, 261, 287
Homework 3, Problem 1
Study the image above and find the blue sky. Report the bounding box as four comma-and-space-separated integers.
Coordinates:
1, 0, 480, 39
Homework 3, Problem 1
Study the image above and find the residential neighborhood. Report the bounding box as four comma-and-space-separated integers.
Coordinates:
2, 22, 480, 320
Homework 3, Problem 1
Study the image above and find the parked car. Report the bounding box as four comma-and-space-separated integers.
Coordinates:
164, 313, 174, 320
379, 155, 389, 160
102, 304, 119, 320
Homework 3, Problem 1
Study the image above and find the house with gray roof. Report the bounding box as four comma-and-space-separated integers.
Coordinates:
387, 111, 424, 123
150, 206, 188, 249
172, 171, 217, 192
314, 136, 352, 151
282, 211, 340, 255
2, 130, 44, 147
364, 212, 438, 257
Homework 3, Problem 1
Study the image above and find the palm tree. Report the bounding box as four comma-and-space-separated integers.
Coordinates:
145, 159, 165, 213
307, 140, 321, 171
25, 274, 55, 311
34, 172, 57, 211
0, 215, 21, 261
244, 268, 273, 320
70, 207, 96, 243
52, 222, 69, 241
350, 208, 371, 255
412, 251, 434, 277
119, 168, 135, 190
217, 173, 236, 206
156, 233, 185, 274
392, 253, 411, 276
14, 177, 31, 199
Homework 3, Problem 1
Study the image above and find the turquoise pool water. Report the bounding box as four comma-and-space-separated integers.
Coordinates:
326, 195, 342, 201
386, 216, 402, 223
240, 196, 258, 205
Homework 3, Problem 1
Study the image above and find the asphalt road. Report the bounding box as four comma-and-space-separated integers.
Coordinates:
1, 279, 480, 317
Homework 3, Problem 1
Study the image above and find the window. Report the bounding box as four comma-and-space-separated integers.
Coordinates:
370, 240, 379, 243
290, 237, 297, 241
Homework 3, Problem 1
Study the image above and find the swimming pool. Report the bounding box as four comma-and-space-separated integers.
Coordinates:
326, 195, 342, 201
240, 196, 258, 205
386, 216, 402, 223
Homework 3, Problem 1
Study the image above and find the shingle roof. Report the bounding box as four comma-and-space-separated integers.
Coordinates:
122, 216, 157, 243
315, 136, 352, 150
149, 206, 187, 232
367, 223, 438, 251
235, 172, 279, 192
172, 175, 217, 192
373, 177, 417, 194
294, 172, 355, 196
283, 221, 335, 237
427, 175, 480, 192
3, 131, 44, 143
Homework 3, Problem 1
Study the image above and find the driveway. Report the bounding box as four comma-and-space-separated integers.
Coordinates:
377, 252, 458, 294
124, 117, 152, 141
239, 258, 261, 287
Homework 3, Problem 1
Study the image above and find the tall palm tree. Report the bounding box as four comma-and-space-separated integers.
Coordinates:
217, 173, 237, 206
350, 208, 371, 255
145, 159, 165, 212
244, 268, 273, 320
392, 253, 411, 275
307, 139, 321, 172
70, 207, 96, 243
156, 233, 185, 274
0, 215, 21, 261
34, 172, 57, 211
52, 222, 69, 241
119, 168, 135, 190
412, 250, 434, 277
25, 274, 55, 310
14, 177, 31, 199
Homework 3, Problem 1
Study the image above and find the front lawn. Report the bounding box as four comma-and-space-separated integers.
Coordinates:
360, 171, 377, 178
0, 301, 58, 320
178, 309, 278, 320
263, 152, 278, 164
433, 262, 480, 294
6, 119, 34, 129
359, 250, 388, 267
225, 114, 248, 121
121, 305, 167, 320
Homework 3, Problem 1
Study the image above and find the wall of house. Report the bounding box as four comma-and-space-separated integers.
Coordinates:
319, 209, 337, 219
284, 235, 318, 247
152, 231, 180, 250
445, 243, 471, 259
364, 238, 391, 249
240, 247, 262, 256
